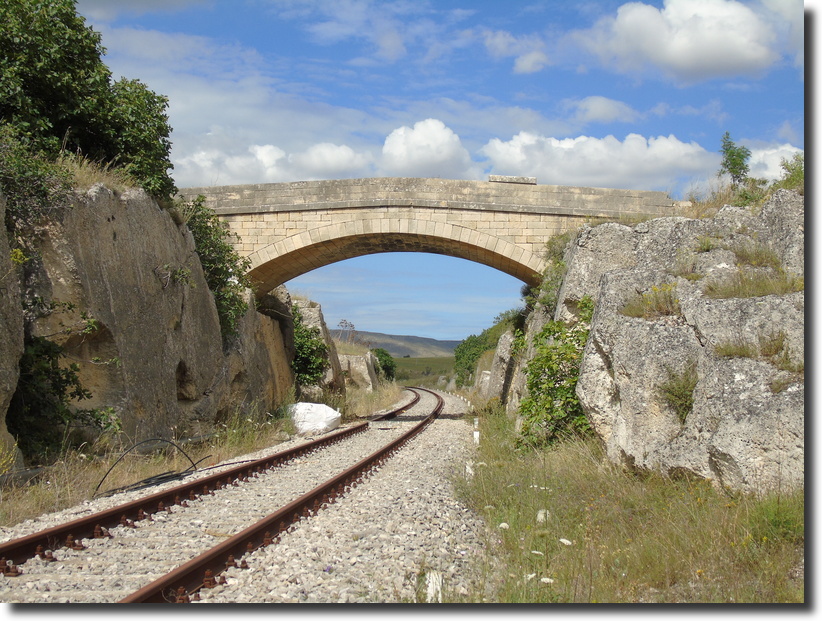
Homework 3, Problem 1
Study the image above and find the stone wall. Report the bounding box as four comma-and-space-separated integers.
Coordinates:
2, 185, 294, 465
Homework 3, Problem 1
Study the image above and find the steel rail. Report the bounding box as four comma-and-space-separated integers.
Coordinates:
120, 387, 444, 604
0, 390, 421, 570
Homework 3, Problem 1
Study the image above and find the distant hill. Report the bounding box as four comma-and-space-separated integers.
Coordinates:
330, 330, 460, 358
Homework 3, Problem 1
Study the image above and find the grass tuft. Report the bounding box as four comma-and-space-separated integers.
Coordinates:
621, 283, 681, 319
658, 360, 698, 423
704, 271, 804, 299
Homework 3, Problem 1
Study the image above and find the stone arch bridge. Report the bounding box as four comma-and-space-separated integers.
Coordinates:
181, 176, 683, 295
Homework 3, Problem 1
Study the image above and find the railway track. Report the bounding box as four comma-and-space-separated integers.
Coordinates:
0, 387, 446, 604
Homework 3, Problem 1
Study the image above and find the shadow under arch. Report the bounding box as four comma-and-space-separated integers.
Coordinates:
246, 221, 546, 296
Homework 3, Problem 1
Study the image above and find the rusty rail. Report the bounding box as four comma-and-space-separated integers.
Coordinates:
120, 387, 444, 603
0, 390, 420, 570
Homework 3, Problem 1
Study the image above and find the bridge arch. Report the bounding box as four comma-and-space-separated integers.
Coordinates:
245, 217, 545, 295
182, 177, 681, 297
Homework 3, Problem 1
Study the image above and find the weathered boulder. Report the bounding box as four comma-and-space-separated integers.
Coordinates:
476, 329, 516, 403
5, 184, 293, 449
0, 195, 25, 470
292, 298, 344, 399
339, 352, 379, 392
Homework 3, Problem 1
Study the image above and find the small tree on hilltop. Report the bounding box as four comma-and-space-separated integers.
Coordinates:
719, 131, 751, 187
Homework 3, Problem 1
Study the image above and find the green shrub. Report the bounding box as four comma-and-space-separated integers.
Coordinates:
517, 296, 594, 447
454, 311, 522, 387
0, 0, 175, 199
291, 305, 329, 386
770, 153, 804, 195
372, 347, 396, 381
6, 336, 120, 463
0, 123, 72, 235
180, 196, 252, 337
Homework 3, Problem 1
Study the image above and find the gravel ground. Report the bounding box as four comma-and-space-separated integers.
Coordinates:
198, 391, 490, 603
0, 390, 493, 604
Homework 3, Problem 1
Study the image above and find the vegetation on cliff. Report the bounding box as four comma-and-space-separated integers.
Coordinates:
178, 195, 252, 338
291, 304, 330, 387
0, 0, 175, 198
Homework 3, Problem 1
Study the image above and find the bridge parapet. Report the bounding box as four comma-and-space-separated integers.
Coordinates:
182, 177, 683, 219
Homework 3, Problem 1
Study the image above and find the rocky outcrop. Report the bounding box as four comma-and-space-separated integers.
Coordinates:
574, 192, 804, 493
3, 184, 294, 456
475, 330, 516, 403
339, 352, 380, 392
292, 298, 345, 401
489, 190, 804, 494
0, 196, 25, 470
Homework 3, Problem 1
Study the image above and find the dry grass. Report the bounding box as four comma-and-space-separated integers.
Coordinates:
332, 338, 371, 356
453, 405, 804, 603
704, 271, 804, 299
621, 283, 681, 319
0, 404, 295, 528
339, 381, 406, 419
0, 380, 411, 528
56, 152, 136, 193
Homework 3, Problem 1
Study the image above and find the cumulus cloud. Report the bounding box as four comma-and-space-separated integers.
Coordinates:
288, 143, 374, 178
568, 96, 641, 125
748, 143, 803, 181
571, 0, 782, 83
480, 132, 718, 193
379, 119, 480, 179
176, 142, 376, 186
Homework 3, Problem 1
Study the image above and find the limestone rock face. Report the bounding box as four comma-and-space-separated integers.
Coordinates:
574, 192, 804, 493
4, 184, 293, 448
339, 352, 380, 392
493, 190, 804, 493
0, 196, 25, 469
476, 329, 516, 403
292, 299, 344, 400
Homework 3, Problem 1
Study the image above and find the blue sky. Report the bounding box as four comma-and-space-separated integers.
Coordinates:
74, 0, 806, 341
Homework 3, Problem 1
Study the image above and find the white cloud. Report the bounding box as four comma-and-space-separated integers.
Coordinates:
572, 0, 782, 83
76, 0, 209, 21
379, 119, 480, 179
513, 50, 550, 74
176, 141, 376, 187
568, 96, 640, 125
288, 143, 374, 178
748, 143, 803, 181
756, 0, 804, 68
481, 29, 550, 74
480, 132, 718, 193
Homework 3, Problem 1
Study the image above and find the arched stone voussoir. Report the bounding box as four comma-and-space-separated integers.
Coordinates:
247, 225, 545, 296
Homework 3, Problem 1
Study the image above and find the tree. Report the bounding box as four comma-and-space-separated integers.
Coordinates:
372, 348, 396, 381
719, 131, 751, 187
0, 0, 175, 198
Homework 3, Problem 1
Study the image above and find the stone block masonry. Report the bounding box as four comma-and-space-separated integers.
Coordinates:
181, 177, 685, 295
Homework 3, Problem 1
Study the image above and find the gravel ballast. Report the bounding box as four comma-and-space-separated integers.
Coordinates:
0, 390, 492, 603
